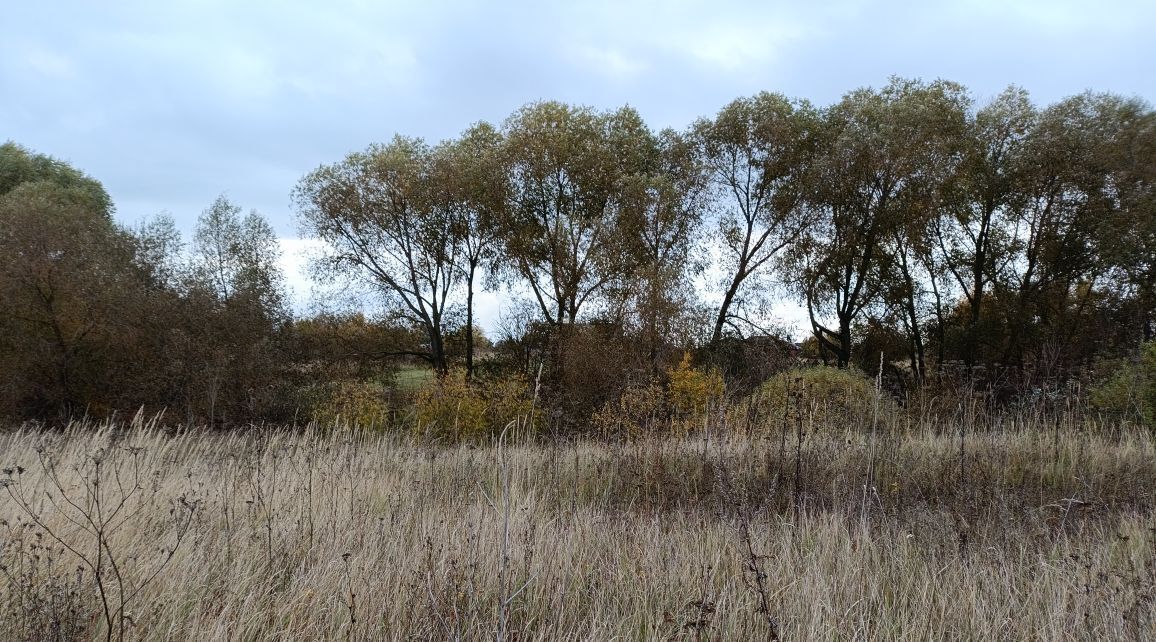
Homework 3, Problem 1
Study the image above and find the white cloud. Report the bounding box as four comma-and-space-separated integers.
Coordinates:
277, 237, 325, 311
570, 45, 649, 80
23, 46, 75, 78
681, 22, 803, 71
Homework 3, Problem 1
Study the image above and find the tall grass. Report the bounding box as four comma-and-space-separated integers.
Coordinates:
1, 412, 1154, 640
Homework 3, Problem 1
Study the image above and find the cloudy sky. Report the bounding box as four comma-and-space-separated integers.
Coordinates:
4, 0, 1154, 327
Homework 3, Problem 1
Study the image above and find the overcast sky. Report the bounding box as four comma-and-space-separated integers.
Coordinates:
4, 0, 1154, 328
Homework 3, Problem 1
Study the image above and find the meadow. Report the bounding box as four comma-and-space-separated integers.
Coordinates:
1, 408, 1154, 641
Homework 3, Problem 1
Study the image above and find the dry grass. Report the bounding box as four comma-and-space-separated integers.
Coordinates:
1, 415, 1154, 641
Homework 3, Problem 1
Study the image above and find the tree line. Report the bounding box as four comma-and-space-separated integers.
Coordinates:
0, 148, 289, 423
2, 77, 1153, 426
296, 79, 1154, 394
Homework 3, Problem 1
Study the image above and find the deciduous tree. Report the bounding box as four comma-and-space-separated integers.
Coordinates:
693, 93, 818, 346
431, 123, 506, 379
497, 102, 652, 328
792, 79, 968, 368
294, 137, 459, 375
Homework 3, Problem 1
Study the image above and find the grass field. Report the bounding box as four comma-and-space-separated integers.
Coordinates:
1, 414, 1154, 641
393, 365, 435, 391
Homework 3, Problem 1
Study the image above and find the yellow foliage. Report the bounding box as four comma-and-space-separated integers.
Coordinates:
666, 352, 724, 416
1090, 341, 1156, 426
414, 370, 538, 442
309, 380, 391, 430
593, 382, 666, 437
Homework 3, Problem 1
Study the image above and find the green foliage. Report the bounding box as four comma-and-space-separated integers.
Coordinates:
499, 102, 655, 326
293, 137, 462, 374
394, 366, 435, 391
413, 371, 537, 442
694, 92, 818, 345
3, 82, 1156, 425
0, 141, 113, 216
1089, 342, 1156, 425
749, 366, 893, 431
788, 79, 970, 368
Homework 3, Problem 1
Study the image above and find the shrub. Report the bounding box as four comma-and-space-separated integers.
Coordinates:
593, 381, 667, 438
548, 322, 640, 432
306, 379, 392, 429
480, 372, 541, 435
667, 352, 724, 417
413, 371, 538, 442
1089, 342, 1156, 425
591, 353, 725, 438
747, 365, 892, 432
705, 334, 796, 395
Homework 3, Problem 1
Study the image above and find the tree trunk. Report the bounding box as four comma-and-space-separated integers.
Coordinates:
896, 240, 925, 386
429, 322, 449, 378
838, 315, 852, 368
711, 267, 746, 346
965, 203, 993, 378
929, 272, 946, 379
966, 262, 984, 378
465, 262, 476, 381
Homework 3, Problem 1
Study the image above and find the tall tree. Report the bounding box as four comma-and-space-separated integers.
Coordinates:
615, 128, 708, 371
931, 87, 1036, 375
132, 212, 186, 291
0, 145, 134, 416
1101, 99, 1156, 342
693, 93, 818, 346
0, 141, 113, 217
877, 85, 970, 383
192, 196, 285, 311
497, 101, 652, 328
431, 123, 506, 380
792, 79, 969, 368
996, 93, 1141, 377
186, 196, 288, 424
294, 137, 460, 375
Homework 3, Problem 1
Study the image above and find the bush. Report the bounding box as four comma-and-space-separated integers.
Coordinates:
413, 371, 538, 442
305, 379, 392, 429
591, 354, 725, 439
747, 365, 893, 432
1089, 342, 1156, 425
592, 381, 667, 438
667, 352, 724, 417
548, 322, 640, 432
